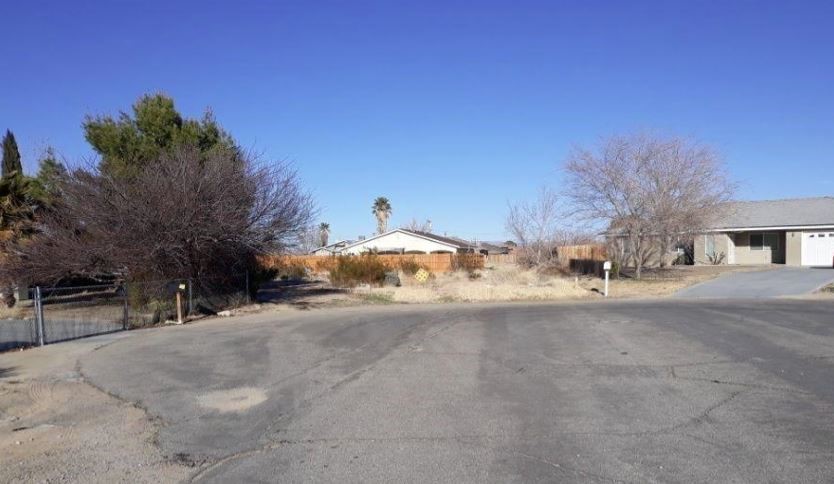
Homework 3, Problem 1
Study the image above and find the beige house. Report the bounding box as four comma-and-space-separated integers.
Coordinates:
694, 197, 834, 267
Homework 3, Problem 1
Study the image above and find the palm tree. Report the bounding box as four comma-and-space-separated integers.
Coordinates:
372, 197, 392, 234
319, 222, 330, 247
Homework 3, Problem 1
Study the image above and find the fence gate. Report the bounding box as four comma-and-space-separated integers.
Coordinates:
33, 284, 128, 346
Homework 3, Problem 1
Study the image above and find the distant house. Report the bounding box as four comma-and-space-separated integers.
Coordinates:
695, 197, 834, 267
310, 240, 353, 256
312, 229, 515, 256
474, 241, 513, 256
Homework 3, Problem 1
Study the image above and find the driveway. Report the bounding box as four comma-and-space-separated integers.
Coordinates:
42, 300, 834, 483
675, 266, 834, 298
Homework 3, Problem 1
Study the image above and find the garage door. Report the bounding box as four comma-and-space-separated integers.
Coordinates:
801, 232, 834, 266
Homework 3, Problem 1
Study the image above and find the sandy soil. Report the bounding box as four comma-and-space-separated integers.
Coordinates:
784, 282, 834, 300
0, 336, 190, 483
197, 387, 268, 413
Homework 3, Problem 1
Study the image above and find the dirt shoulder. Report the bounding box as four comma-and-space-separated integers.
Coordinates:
579, 264, 770, 298
0, 334, 190, 483
783, 282, 834, 300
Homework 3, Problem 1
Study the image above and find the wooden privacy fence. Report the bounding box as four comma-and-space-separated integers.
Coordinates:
485, 253, 517, 265
559, 244, 608, 276
556, 244, 607, 261
260, 253, 485, 273
260, 245, 605, 274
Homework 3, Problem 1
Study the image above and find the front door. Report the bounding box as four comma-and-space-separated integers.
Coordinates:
727, 233, 736, 264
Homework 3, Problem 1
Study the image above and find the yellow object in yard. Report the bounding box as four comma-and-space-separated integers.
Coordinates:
414, 268, 430, 283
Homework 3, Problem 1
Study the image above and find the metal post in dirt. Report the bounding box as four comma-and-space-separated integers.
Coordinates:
122, 282, 129, 330
603, 261, 612, 297
176, 291, 183, 324
187, 279, 193, 316
245, 270, 251, 304
35, 286, 45, 346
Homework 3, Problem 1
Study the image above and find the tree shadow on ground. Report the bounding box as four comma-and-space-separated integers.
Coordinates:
256, 280, 349, 310
0, 366, 18, 379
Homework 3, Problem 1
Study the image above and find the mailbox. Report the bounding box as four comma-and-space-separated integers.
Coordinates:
603, 261, 612, 271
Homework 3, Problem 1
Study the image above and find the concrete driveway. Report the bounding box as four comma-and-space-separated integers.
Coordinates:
62, 300, 834, 483
675, 266, 834, 298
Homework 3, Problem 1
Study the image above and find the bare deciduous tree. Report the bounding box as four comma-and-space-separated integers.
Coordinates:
402, 218, 432, 233
505, 187, 564, 267
564, 132, 735, 278
293, 224, 320, 254
1, 145, 314, 284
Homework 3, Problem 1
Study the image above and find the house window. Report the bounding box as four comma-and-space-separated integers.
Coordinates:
750, 232, 778, 251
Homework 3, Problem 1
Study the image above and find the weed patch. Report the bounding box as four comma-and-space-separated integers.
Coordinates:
329, 254, 387, 287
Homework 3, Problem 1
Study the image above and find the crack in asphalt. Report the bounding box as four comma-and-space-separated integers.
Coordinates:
187, 312, 477, 481
76, 301, 834, 482
187, 384, 750, 481
513, 450, 635, 484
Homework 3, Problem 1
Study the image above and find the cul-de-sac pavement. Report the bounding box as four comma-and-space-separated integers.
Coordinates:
3, 296, 834, 483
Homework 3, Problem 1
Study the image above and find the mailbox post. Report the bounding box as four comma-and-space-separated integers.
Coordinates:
176, 282, 187, 324
603, 261, 612, 297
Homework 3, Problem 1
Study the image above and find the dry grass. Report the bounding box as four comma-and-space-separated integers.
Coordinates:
0, 304, 34, 321
579, 264, 768, 298
366, 264, 591, 303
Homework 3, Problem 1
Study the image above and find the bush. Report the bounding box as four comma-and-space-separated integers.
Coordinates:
277, 260, 308, 281
398, 258, 429, 275
450, 254, 484, 273
707, 251, 726, 265
314, 257, 338, 273
329, 254, 388, 287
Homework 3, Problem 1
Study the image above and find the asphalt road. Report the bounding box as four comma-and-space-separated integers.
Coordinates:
81, 300, 834, 483
675, 266, 834, 298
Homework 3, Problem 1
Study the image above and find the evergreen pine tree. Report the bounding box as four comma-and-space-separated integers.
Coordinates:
1, 130, 23, 177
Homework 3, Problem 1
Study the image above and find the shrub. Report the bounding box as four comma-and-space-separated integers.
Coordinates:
314, 257, 338, 273
707, 251, 726, 265
329, 254, 387, 287
278, 260, 309, 281
450, 254, 484, 273
398, 258, 429, 275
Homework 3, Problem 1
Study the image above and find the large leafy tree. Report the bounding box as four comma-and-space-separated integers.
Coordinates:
3, 145, 313, 285
83, 93, 238, 177
372, 197, 392, 234
2, 130, 22, 177
4, 94, 314, 289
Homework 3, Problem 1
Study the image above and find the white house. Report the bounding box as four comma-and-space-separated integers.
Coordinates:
338, 229, 472, 255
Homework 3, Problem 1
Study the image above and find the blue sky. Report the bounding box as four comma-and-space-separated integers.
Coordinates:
2, 1, 833, 242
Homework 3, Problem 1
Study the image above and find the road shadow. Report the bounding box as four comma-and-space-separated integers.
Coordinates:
0, 366, 18, 379
256, 280, 349, 310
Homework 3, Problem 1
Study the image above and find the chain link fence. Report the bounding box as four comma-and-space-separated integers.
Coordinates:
0, 291, 37, 352
0, 272, 251, 351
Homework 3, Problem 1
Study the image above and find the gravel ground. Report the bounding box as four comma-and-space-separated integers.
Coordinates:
0, 334, 190, 483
